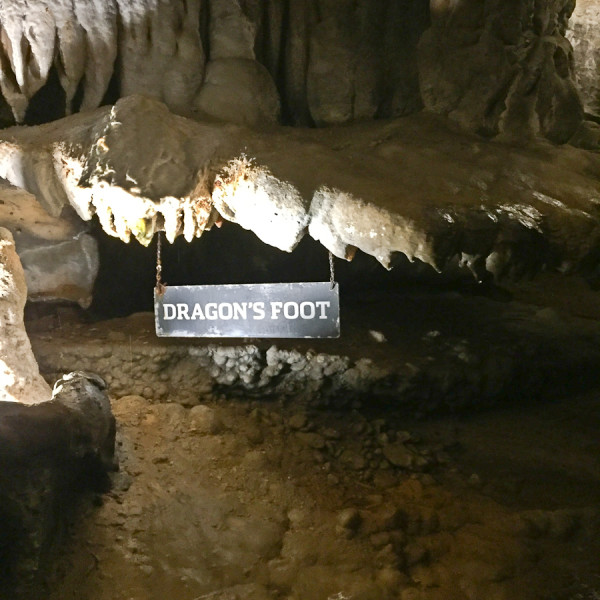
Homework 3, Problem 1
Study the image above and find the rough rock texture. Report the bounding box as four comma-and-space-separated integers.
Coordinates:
0, 0, 423, 128
0, 227, 51, 404
0, 371, 116, 599
194, 0, 280, 126
0, 181, 99, 306
419, 0, 583, 143
0, 0, 591, 141
30, 295, 600, 414
0, 0, 203, 122
568, 0, 600, 118
117, 0, 205, 116
1, 96, 600, 292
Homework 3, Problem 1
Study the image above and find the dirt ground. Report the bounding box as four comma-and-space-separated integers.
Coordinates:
23, 276, 600, 600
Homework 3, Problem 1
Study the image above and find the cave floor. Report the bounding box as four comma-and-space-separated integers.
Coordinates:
24, 275, 600, 600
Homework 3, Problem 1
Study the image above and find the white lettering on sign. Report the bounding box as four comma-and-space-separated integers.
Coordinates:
162, 300, 332, 321
155, 282, 340, 339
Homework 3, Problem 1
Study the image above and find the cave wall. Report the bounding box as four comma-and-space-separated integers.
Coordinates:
0, 0, 593, 143
568, 0, 600, 119
0, 0, 430, 128
419, 0, 584, 143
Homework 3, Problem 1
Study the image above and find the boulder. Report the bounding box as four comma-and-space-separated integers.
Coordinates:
0, 371, 116, 598
0, 180, 99, 306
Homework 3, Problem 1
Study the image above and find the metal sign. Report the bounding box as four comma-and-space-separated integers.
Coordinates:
154, 282, 340, 338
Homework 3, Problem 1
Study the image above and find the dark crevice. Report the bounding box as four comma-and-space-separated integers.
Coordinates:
199, 0, 211, 63
24, 65, 65, 125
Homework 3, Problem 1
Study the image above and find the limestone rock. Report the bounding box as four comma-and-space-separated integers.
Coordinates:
306, 2, 393, 126
0, 370, 116, 594
51, 371, 116, 471
419, 0, 584, 143
0, 0, 118, 122
17, 233, 99, 307
568, 0, 600, 118
0, 96, 600, 284
0, 0, 586, 140
0, 227, 51, 404
118, 0, 205, 115
209, 0, 258, 60
194, 58, 280, 127
0, 179, 99, 306
212, 154, 309, 252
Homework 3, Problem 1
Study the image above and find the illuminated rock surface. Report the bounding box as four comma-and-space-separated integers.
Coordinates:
0, 95, 599, 291
0, 227, 51, 404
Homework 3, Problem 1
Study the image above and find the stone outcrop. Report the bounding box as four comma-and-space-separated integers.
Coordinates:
0, 227, 52, 404
0, 371, 116, 598
0, 0, 430, 129
419, 0, 583, 143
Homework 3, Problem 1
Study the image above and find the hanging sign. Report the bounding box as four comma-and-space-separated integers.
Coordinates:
154, 282, 340, 338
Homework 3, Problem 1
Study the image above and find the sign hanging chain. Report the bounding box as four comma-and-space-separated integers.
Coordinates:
329, 251, 336, 289
155, 231, 166, 296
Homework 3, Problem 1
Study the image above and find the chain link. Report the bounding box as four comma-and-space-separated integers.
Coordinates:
155, 231, 165, 295
329, 251, 336, 290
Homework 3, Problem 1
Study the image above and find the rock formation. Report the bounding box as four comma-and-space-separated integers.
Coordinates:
419, 0, 583, 143
0, 371, 116, 598
0, 95, 599, 290
0, 227, 51, 404
568, 0, 600, 119
0, 0, 593, 145
0, 180, 98, 306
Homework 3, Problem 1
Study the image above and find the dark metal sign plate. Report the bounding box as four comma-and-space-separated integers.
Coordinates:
154, 282, 340, 338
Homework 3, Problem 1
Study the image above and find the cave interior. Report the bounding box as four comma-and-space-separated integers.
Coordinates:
0, 1, 600, 599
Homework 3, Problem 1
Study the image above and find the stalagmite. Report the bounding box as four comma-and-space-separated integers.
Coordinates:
0, 227, 51, 404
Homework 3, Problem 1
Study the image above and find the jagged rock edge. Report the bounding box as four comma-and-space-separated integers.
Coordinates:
0, 97, 598, 282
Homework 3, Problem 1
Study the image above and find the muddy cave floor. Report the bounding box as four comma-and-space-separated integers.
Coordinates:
22, 275, 600, 600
